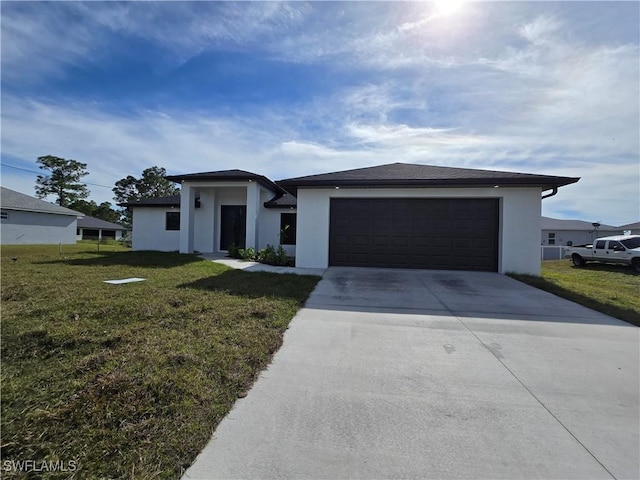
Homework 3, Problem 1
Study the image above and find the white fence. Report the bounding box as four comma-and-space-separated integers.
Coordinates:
541, 245, 567, 261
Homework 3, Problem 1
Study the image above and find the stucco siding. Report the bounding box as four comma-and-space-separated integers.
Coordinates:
132, 208, 179, 251
295, 187, 544, 275
1, 210, 78, 245
500, 188, 542, 275
259, 208, 297, 256
194, 190, 216, 253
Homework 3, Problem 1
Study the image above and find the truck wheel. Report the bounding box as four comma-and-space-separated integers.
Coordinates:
572, 254, 585, 267
633, 259, 640, 274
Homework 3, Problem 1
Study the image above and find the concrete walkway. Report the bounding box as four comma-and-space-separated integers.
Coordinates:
200, 253, 326, 276
183, 268, 639, 480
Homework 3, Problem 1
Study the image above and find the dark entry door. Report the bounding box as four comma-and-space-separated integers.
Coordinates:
220, 205, 246, 250
329, 198, 499, 271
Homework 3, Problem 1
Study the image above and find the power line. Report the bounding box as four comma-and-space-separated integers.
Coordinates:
1, 163, 114, 189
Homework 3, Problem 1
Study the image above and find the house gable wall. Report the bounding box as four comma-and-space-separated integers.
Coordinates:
295, 186, 543, 275
0, 210, 78, 245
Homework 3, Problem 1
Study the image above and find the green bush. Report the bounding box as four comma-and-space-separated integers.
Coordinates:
228, 244, 255, 260
228, 243, 241, 259
257, 245, 289, 266
239, 247, 256, 260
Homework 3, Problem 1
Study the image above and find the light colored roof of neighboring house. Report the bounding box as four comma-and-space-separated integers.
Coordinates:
278, 162, 580, 192
619, 221, 640, 230
541, 216, 618, 231
77, 216, 127, 230
165, 169, 287, 195
0, 187, 83, 217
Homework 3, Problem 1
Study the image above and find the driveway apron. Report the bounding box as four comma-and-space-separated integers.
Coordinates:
183, 267, 639, 480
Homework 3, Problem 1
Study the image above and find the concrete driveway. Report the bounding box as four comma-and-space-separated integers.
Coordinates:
184, 268, 639, 480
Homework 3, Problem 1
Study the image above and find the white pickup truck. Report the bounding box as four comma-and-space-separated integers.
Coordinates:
565, 235, 640, 272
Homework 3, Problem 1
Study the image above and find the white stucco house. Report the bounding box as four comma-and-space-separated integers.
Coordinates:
124, 163, 579, 275
0, 186, 84, 245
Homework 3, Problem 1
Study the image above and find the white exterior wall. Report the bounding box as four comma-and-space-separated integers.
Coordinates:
1, 210, 78, 245
259, 207, 297, 256
500, 188, 542, 275
194, 190, 216, 253
132, 208, 180, 251
295, 187, 544, 275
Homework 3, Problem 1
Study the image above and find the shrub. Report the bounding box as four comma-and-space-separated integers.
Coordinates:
239, 247, 256, 260
257, 245, 289, 266
228, 243, 241, 259
228, 244, 255, 260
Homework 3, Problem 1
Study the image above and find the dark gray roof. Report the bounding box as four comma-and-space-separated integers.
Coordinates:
121, 195, 181, 208
541, 217, 618, 231
166, 169, 286, 194
0, 187, 83, 217
278, 162, 580, 192
77, 216, 127, 230
264, 193, 297, 209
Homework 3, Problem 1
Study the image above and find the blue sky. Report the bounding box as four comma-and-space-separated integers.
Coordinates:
1, 1, 638, 225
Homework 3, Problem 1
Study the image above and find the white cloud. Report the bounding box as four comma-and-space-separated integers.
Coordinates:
519, 15, 562, 46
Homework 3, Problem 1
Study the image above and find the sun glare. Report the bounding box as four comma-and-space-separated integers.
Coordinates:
434, 0, 466, 18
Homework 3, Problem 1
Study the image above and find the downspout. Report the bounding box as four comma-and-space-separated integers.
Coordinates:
541, 187, 558, 200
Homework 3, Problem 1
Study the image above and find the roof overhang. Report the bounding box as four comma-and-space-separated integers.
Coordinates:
277, 177, 580, 195
166, 171, 288, 196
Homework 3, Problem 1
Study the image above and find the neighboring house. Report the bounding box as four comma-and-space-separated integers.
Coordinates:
0, 186, 83, 245
77, 216, 128, 241
619, 222, 640, 235
541, 217, 620, 247
125, 163, 579, 275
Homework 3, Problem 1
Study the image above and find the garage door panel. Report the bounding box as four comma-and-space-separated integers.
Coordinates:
334, 234, 350, 246
372, 236, 389, 246
411, 236, 430, 247
329, 198, 498, 271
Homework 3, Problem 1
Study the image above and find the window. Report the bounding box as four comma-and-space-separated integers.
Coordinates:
166, 212, 180, 231
280, 213, 297, 245
609, 241, 625, 252
0, 210, 8, 220
547, 232, 556, 245
595, 240, 606, 249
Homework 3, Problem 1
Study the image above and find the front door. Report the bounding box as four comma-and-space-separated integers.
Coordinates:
220, 205, 246, 251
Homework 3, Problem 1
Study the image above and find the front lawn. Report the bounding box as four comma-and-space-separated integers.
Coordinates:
509, 260, 640, 327
1, 245, 320, 479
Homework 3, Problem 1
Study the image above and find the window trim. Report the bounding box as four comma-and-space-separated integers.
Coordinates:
280, 212, 297, 245
547, 232, 556, 245
165, 211, 180, 231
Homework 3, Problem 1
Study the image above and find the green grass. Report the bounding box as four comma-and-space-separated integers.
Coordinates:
1, 244, 320, 479
509, 260, 640, 326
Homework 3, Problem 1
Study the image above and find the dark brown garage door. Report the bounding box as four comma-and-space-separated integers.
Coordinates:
329, 198, 499, 271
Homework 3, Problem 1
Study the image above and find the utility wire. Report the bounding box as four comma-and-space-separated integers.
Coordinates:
1, 163, 114, 189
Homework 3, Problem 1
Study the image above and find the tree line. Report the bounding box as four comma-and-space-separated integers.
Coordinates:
35, 155, 179, 226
